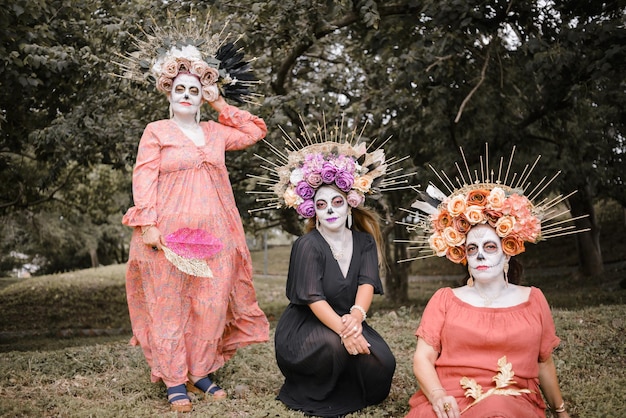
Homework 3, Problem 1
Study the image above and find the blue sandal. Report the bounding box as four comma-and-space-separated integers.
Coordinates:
186, 376, 227, 400
166, 384, 193, 412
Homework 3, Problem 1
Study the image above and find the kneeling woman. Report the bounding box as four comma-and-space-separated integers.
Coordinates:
274, 184, 396, 417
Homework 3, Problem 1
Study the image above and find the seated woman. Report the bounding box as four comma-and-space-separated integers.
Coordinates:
275, 185, 396, 417
402, 150, 574, 418
259, 129, 398, 417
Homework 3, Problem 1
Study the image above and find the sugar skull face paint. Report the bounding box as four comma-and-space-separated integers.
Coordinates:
169, 73, 202, 116
466, 224, 509, 281
314, 186, 349, 232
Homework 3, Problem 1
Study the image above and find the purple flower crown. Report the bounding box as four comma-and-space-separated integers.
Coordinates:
248, 117, 414, 219
274, 142, 387, 218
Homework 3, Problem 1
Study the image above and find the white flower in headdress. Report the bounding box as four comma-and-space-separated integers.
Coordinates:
290, 168, 304, 185
151, 58, 164, 77
170, 45, 203, 61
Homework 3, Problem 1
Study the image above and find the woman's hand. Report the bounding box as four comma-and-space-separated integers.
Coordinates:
339, 313, 361, 339
430, 393, 460, 418
342, 334, 371, 356
340, 313, 370, 355
207, 94, 227, 113
141, 226, 164, 250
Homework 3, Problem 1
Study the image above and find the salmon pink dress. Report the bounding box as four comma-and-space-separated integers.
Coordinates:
122, 105, 270, 386
405, 287, 560, 418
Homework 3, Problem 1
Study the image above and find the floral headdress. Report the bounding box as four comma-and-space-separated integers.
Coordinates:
113, 11, 260, 104
249, 115, 412, 218
399, 145, 588, 264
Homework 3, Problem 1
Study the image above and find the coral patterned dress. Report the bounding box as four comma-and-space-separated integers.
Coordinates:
405, 287, 560, 418
122, 105, 270, 386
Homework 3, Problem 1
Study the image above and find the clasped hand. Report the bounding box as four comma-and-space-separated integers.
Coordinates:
340, 313, 371, 356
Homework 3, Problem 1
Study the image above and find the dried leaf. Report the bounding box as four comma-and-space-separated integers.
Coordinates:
459, 356, 535, 415
493, 356, 517, 388
460, 376, 483, 400
493, 388, 532, 396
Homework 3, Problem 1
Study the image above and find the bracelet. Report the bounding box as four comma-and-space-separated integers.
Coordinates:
349, 305, 367, 321
554, 402, 566, 413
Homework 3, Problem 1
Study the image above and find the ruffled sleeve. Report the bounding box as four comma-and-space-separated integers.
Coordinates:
533, 287, 561, 362
415, 288, 452, 353
122, 122, 161, 227
217, 104, 267, 151
284, 234, 326, 305
356, 232, 384, 295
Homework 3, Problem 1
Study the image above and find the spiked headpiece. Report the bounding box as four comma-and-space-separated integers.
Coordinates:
399, 144, 588, 264
114, 11, 260, 104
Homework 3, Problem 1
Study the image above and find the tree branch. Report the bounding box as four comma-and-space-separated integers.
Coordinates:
0, 150, 37, 160
271, 3, 420, 95
425, 54, 454, 72
454, 47, 491, 123
0, 164, 82, 209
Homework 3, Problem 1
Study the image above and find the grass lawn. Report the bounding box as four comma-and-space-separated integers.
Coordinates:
1, 228, 625, 417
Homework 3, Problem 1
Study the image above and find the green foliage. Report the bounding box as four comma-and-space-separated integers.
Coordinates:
0, 0, 143, 273
1, 1, 624, 282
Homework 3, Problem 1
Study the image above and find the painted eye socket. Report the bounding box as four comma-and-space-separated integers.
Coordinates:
316, 196, 345, 210
316, 200, 328, 210
174, 85, 200, 96
331, 196, 345, 208
484, 242, 499, 253
466, 241, 499, 256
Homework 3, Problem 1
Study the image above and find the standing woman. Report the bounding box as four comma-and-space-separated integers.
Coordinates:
118, 15, 269, 412
402, 147, 576, 418
251, 122, 399, 417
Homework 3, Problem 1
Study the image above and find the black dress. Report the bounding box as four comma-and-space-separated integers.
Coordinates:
275, 229, 396, 417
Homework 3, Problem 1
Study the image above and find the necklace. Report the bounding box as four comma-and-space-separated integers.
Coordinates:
474, 285, 506, 306
317, 227, 349, 260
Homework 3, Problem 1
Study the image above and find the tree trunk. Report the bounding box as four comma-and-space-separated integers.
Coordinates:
120, 236, 127, 263
384, 222, 410, 304
89, 248, 99, 268
568, 183, 604, 277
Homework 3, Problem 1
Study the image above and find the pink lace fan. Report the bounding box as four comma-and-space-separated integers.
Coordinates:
162, 228, 223, 278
